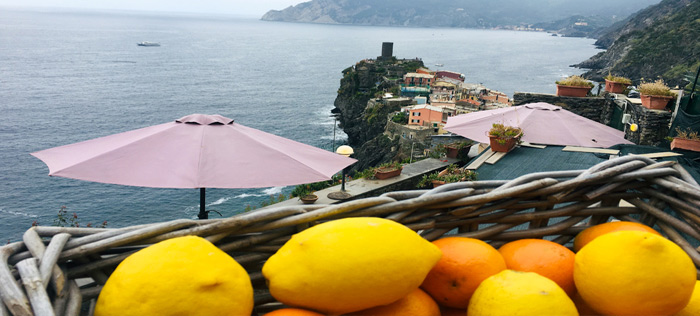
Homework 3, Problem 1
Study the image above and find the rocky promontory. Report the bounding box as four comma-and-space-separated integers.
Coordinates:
332, 57, 423, 171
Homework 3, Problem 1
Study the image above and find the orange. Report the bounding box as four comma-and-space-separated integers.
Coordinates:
440, 306, 467, 316
573, 221, 660, 252
498, 238, 576, 296
575, 231, 695, 316
351, 288, 440, 316
263, 308, 324, 316
420, 237, 506, 309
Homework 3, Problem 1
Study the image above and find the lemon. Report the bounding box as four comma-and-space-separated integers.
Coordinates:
675, 280, 700, 316
262, 217, 442, 315
95, 236, 253, 316
575, 231, 695, 316
467, 269, 578, 316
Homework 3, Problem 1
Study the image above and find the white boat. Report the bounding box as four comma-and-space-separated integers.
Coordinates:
137, 42, 160, 47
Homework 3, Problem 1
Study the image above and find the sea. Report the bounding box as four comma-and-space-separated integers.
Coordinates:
0, 8, 602, 242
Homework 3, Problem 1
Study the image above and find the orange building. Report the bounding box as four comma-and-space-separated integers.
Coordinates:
403, 73, 434, 87
408, 104, 448, 127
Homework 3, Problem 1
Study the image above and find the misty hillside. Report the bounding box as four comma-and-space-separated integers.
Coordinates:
262, 0, 661, 30
576, 0, 700, 86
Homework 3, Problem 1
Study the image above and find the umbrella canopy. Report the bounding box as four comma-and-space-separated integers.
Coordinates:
444, 102, 633, 148
31, 114, 357, 218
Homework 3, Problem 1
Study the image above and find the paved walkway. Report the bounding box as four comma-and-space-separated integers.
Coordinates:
269, 158, 457, 208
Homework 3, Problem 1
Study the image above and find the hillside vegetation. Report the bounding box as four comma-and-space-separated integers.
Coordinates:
262, 0, 660, 31
576, 0, 700, 86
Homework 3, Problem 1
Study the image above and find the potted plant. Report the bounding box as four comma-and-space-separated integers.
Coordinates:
670, 127, 700, 152
296, 185, 318, 204
638, 79, 676, 110
488, 123, 523, 152
445, 141, 473, 159
604, 74, 632, 94
373, 161, 403, 180
556, 75, 594, 97
418, 164, 477, 188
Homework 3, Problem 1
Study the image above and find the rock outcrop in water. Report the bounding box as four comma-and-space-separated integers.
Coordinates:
332, 57, 423, 171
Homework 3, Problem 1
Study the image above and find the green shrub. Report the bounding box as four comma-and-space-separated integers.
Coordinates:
488, 123, 523, 144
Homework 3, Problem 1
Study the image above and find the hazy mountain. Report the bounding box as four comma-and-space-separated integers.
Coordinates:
576, 0, 699, 86
262, 0, 661, 30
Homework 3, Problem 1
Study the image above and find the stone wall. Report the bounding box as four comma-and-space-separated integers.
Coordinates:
513, 92, 613, 125
623, 101, 672, 146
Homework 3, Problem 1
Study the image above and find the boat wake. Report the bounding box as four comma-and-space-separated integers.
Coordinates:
0, 208, 38, 218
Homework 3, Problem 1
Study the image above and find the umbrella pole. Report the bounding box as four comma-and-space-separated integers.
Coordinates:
198, 188, 208, 220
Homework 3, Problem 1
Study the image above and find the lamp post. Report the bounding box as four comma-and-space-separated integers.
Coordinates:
327, 145, 353, 200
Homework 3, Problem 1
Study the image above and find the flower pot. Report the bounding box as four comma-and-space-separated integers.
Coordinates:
431, 180, 446, 188
300, 194, 318, 204
489, 136, 519, 153
445, 145, 472, 159
446, 146, 460, 158
671, 138, 700, 152
640, 94, 673, 110
556, 85, 592, 97
605, 80, 629, 94
374, 167, 402, 180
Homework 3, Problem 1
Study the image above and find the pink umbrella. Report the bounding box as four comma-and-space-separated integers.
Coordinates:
444, 102, 633, 148
31, 114, 356, 219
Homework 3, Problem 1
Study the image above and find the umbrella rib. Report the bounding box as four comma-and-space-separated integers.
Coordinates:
32, 123, 176, 177
232, 124, 347, 180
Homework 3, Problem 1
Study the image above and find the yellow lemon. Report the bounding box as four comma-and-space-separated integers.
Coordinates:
574, 231, 695, 316
467, 269, 578, 316
262, 217, 442, 315
674, 280, 700, 316
95, 236, 253, 316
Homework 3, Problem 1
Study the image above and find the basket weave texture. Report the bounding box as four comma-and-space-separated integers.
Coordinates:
2, 155, 700, 315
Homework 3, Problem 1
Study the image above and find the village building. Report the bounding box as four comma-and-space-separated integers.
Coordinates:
408, 104, 446, 126
403, 72, 434, 88
430, 80, 458, 103
436, 70, 465, 82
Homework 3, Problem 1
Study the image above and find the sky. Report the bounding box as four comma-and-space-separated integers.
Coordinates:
0, 0, 306, 17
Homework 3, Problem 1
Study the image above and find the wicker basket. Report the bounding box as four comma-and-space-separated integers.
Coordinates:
2, 155, 700, 315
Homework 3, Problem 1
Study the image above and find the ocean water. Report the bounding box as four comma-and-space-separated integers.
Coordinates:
0, 8, 602, 242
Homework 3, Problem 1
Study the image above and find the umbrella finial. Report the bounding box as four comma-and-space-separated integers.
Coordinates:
176, 114, 234, 125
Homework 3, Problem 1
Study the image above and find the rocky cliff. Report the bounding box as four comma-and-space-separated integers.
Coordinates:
576, 0, 699, 86
332, 58, 423, 171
